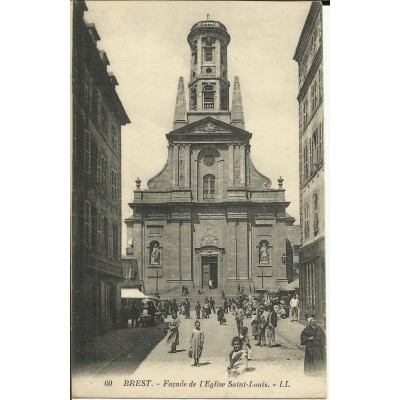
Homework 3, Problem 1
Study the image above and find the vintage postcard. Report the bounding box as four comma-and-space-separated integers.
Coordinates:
71, 0, 327, 398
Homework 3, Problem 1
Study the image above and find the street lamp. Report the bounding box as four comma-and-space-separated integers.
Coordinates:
281, 253, 287, 264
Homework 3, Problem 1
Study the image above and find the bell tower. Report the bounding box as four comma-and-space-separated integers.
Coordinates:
187, 15, 231, 117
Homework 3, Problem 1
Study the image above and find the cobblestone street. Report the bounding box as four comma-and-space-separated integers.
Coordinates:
73, 311, 326, 398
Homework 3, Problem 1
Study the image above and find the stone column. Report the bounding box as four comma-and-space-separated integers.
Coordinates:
197, 38, 202, 76
193, 156, 198, 200
237, 220, 249, 279
185, 144, 190, 188
228, 144, 234, 187
217, 159, 224, 199
133, 222, 143, 283
240, 144, 245, 186
171, 145, 177, 188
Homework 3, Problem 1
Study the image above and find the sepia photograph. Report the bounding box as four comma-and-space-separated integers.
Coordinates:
71, 1, 327, 398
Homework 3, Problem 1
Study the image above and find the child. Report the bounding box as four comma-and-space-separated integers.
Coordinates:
227, 336, 248, 378
239, 326, 252, 361
189, 320, 204, 367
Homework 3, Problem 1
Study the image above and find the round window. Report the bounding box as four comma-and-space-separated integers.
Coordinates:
203, 155, 215, 167
206, 67, 212, 73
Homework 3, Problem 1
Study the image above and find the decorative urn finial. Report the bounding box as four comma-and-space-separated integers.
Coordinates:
135, 177, 142, 190
278, 176, 284, 188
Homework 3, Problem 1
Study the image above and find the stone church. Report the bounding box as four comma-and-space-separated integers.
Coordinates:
126, 17, 296, 295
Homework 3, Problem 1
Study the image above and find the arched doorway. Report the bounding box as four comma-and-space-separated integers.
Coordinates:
201, 255, 218, 288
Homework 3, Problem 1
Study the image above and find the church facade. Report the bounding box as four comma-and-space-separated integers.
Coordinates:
126, 18, 296, 295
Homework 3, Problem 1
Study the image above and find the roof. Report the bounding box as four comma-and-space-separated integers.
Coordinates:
293, 2, 322, 62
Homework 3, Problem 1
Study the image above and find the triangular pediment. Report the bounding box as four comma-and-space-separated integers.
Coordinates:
168, 116, 249, 136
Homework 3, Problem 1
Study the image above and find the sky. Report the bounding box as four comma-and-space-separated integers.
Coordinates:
84, 0, 311, 251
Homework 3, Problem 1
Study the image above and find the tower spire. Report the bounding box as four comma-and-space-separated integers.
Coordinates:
173, 76, 187, 129
231, 76, 245, 129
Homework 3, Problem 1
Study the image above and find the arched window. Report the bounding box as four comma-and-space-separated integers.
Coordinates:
203, 174, 215, 199
203, 84, 214, 109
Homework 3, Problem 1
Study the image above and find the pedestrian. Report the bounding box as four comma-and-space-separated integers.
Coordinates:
227, 336, 248, 378
121, 305, 129, 328
234, 303, 244, 335
237, 283, 241, 294
256, 306, 269, 347
201, 305, 207, 319
170, 299, 178, 316
195, 301, 201, 319
185, 286, 190, 296
130, 304, 140, 328
222, 289, 226, 299
210, 297, 215, 313
181, 284, 185, 296
209, 279, 213, 290
205, 302, 210, 318
239, 326, 252, 361
251, 309, 260, 340
189, 320, 204, 367
290, 293, 300, 321
231, 299, 237, 315
267, 305, 278, 347
166, 312, 180, 353
245, 303, 253, 318
184, 299, 191, 319
217, 306, 225, 324
223, 298, 229, 313
300, 317, 326, 376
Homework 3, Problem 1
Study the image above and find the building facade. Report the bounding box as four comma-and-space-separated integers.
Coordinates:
126, 18, 296, 297
293, 2, 325, 326
72, 0, 130, 360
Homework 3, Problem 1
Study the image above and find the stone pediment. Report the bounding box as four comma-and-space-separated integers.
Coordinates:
167, 117, 249, 137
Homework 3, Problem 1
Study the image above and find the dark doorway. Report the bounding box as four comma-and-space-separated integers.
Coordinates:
202, 256, 218, 288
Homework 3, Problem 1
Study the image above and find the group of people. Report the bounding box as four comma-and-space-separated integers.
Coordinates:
193, 297, 216, 319
165, 312, 248, 373
251, 304, 279, 347
165, 291, 325, 378
181, 285, 190, 297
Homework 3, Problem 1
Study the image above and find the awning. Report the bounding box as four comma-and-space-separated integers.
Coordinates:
121, 288, 147, 299
142, 295, 160, 302
286, 279, 299, 290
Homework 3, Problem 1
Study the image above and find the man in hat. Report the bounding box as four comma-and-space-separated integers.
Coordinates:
256, 305, 269, 347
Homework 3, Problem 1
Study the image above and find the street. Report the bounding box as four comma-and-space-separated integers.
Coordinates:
73, 310, 326, 398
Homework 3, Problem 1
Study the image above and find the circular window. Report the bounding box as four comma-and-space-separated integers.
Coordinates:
206, 67, 212, 73
203, 155, 215, 167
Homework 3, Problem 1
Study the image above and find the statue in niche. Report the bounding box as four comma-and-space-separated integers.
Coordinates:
150, 243, 161, 265
259, 242, 269, 264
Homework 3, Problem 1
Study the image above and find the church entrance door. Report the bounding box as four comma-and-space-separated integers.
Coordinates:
202, 256, 218, 288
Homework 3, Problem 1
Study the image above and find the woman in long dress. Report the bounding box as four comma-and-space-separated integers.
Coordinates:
189, 320, 204, 366
300, 317, 326, 376
166, 312, 180, 353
